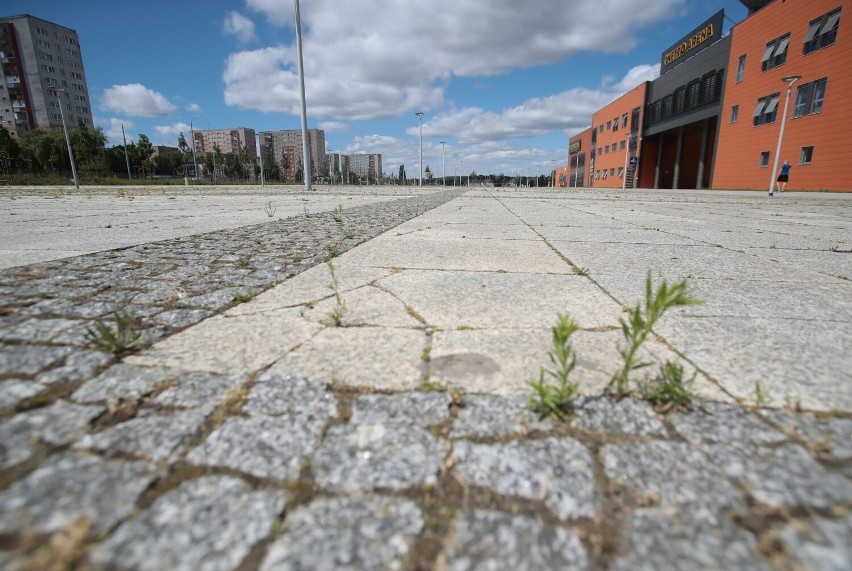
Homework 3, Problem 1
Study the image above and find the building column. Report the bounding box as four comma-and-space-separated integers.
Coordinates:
654, 135, 663, 189
673, 126, 684, 190
696, 119, 709, 190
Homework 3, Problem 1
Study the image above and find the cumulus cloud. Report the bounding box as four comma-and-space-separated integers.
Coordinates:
224, 11, 256, 43
224, 0, 685, 121
102, 118, 134, 146
186, 103, 203, 114
101, 84, 177, 117
152, 122, 191, 145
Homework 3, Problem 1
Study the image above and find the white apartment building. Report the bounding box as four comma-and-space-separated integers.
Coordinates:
191, 127, 257, 164
0, 14, 93, 138
259, 128, 326, 180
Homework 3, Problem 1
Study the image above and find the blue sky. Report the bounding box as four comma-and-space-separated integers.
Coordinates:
4, 0, 748, 177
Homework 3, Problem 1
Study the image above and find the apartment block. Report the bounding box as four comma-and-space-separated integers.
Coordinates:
0, 14, 93, 138
191, 127, 257, 164
259, 128, 326, 180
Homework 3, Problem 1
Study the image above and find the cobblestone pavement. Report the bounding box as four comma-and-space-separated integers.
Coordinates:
1, 187, 850, 570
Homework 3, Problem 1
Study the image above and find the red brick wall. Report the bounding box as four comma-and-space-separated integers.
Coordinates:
714, 0, 852, 191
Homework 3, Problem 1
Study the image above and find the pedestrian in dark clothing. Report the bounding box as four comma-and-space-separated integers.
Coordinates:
776, 160, 791, 192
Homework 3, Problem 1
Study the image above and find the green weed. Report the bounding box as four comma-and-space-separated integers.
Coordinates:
343, 228, 356, 239
332, 204, 344, 223
753, 381, 770, 407
85, 311, 143, 353
263, 201, 276, 217
326, 260, 348, 326
528, 313, 580, 419
232, 287, 254, 303
607, 274, 702, 397
640, 360, 697, 412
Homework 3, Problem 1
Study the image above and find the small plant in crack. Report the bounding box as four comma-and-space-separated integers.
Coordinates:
640, 360, 697, 412
85, 311, 143, 353
573, 266, 589, 276
232, 287, 254, 303
753, 381, 770, 407
528, 313, 580, 420
325, 243, 340, 259
332, 204, 344, 223
608, 273, 702, 397
343, 228, 356, 240
326, 260, 348, 326
263, 201, 276, 217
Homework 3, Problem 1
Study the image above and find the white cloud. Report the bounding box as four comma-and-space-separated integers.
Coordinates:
100, 84, 177, 117
186, 103, 203, 114
224, 0, 684, 121
224, 11, 256, 43
318, 121, 349, 133
101, 118, 134, 146
152, 122, 191, 146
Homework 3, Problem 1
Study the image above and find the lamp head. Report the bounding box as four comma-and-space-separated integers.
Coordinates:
781, 75, 801, 83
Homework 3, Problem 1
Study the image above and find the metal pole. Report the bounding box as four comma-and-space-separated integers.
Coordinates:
416, 112, 424, 187
294, 0, 312, 191
440, 141, 445, 186
189, 119, 199, 180
257, 133, 265, 186
769, 76, 801, 196
56, 90, 78, 189
121, 124, 132, 180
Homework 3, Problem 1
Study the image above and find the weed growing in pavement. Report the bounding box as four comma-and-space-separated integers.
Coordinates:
753, 381, 770, 407
325, 243, 340, 259
528, 313, 580, 420
326, 260, 348, 326
607, 273, 702, 397
343, 228, 356, 240
640, 360, 697, 412
332, 204, 344, 223
232, 287, 254, 303
263, 201, 276, 217
85, 311, 143, 353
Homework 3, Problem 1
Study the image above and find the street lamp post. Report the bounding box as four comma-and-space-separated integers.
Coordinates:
769, 75, 801, 196
440, 141, 446, 186
294, 0, 312, 191
189, 114, 201, 180
55, 89, 78, 189
416, 112, 424, 187
121, 123, 132, 180
257, 133, 265, 186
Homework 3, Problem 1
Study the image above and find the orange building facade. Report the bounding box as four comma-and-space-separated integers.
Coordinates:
567, 127, 593, 187
590, 84, 646, 188
714, 0, 850, 191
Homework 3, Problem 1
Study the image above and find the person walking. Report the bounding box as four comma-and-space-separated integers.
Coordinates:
776, 160, 791, 192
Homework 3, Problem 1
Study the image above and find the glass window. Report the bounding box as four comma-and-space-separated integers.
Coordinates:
810, 79, 826, 113
805, 9, 841, 54
793, 84, 811, 118
622, 113, 628, 128
799, 146, 814, 164
730, 105, 739, 122
759, 151, 770, 167
736, 55, 746, 82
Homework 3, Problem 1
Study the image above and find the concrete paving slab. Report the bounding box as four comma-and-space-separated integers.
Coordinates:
379, 270, 621, 329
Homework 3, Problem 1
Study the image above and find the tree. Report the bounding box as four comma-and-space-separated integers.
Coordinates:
398, 164, 406, 184
425, 165, 433, 183
20, 129, 67, 173
134, 133, 154, 177
279, 153, 290, 182
70, 120, 108, 173
0, 126, 21, 160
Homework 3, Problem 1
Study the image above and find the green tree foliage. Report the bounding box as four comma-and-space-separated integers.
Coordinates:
20, 129, 67, 173
0, 126, 21, 160
69, 120, 108, 172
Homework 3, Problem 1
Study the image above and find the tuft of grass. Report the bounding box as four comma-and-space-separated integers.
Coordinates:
232, 287, 254, 303
753, 381, 770, 407
263, 201, 276, 217
326, 260, 348, 326
640, 360, 697, 412
343, 228, 356, 240
528, 313, 580, 420
332, 204, 344, 223
85, 311, 143, 354
607, 274, 702, 397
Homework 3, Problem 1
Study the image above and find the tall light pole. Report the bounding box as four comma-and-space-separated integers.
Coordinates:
769, 75, 801, 196
55, 89, 78, 189
121, 123, 132, 180
415, 112, 424, 187
294, 0, 311, 191
440, 141, 446, 186
189, 114, 201, 180
257, 133, 265, 186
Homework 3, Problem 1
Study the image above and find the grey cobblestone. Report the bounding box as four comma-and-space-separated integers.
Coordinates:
454, 437, 598, 520
760, 408, 852, 461
350, 391, 451, 426
610, 509, 771, 571
442, 509, 590, 570
260, 496, 422, 571
242, 372, 337, 419
570, 395, 667, 436
450, 393, 551, 439
187, 414, 326, 481
669, 401, 788, 446
89, 475, 284, 571
0, 379, 43, 410
71, 362, 180, 403
314, 423, 448, 492
773, 512, 852, 571
0, 452, 157, 535
154, 371, 245, 409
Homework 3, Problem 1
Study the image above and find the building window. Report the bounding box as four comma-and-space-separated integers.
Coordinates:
610, 168, 615, 176
804, 8, 841, 54
622, 113, 628, 129
612, 118, 618, 132
736, 55, 746, 82
799, 146, 814, 164
606, 120, 611, 130
761, 34, 790, 71
618, 167, 624, 178
730, 105, 739, 122
612, 143, 617, 152
759, 151, 770, 167
793, 78, 828, 117
619, 140, 626, 150
753, 93, 780, 126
